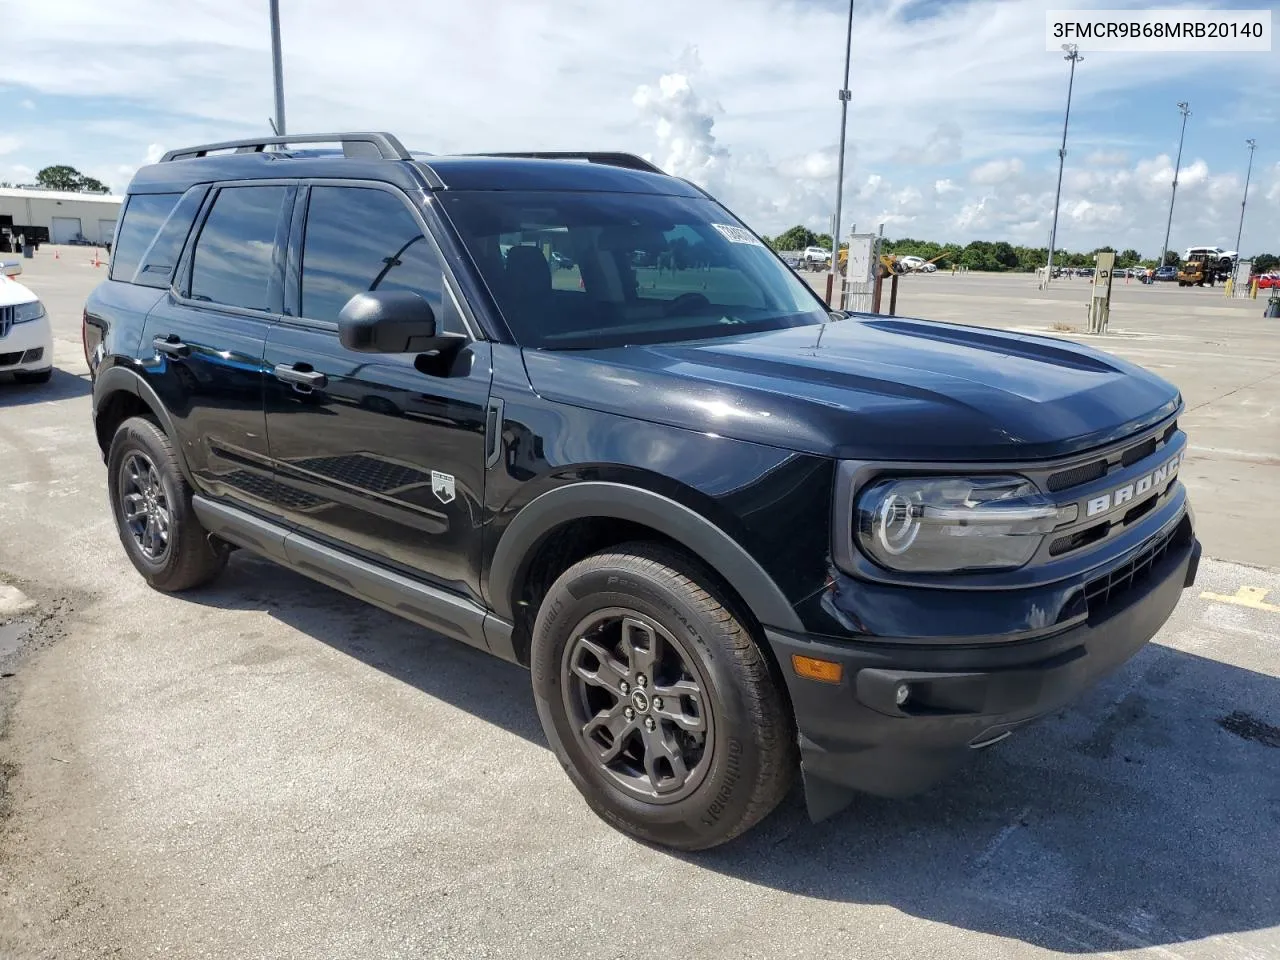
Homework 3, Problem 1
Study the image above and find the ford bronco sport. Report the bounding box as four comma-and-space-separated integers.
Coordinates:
85, 132, 1200, 849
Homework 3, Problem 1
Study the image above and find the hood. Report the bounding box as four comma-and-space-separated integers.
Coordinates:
0, 275, 38, 308
522, 317, 1182, 462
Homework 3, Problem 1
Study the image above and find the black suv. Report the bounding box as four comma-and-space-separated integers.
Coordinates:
86, 133, 1200, 849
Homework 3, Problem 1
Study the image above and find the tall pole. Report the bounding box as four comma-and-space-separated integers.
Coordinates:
1235, 138, 1257, 255
829, 0, 855, 302
269, 0, 287, 136
1044, 44, 1082, 288
1157, 102, 1191, 271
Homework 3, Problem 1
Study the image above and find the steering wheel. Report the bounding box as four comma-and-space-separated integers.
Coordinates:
664, 292, 711, 316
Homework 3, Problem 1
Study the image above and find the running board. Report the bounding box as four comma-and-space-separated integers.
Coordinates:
192, 496, 518, 663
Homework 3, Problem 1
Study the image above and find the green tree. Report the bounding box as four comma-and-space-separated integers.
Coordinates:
1162, 250, 1181, 267
772, 225, 819, 251
1252, 253, 1278, 273
1117, 248, 1141, 268
35, 165, 107, 193
814, 233, 834, 251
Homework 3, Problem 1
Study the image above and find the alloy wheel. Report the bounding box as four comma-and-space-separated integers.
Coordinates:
119, 452, 171, 561
562, 608, 714, 804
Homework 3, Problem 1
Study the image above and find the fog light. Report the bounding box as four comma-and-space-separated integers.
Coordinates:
895, 683, 911, 706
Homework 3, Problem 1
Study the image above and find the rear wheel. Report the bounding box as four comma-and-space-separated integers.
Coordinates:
107, 416, 228, 592
531, 543, 795, 850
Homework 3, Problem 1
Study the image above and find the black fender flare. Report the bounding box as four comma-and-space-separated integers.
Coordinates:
92, 364, 196, 485
487, 481, 805, 633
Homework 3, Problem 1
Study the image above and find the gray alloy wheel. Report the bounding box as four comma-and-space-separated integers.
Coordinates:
119, 451, 171, 561
561, 607, 713, 804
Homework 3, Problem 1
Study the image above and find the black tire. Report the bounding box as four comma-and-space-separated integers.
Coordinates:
531, 542, 795, 850
14, 368, 52, 384
107, 415, 228, 592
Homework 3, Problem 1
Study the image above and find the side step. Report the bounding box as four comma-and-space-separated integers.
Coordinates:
192, 496, 518, 663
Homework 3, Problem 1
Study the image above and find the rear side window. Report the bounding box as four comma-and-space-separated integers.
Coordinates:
189, 186, 288, 311
109, 193, 180, 283
300, 186, 444, 324
133, 188, 206, 289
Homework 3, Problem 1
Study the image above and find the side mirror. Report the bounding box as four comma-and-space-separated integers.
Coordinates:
338, 291, 449, 354
1, 260, 21, 278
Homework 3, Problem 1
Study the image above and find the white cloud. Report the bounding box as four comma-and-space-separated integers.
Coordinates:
0, 137, 20, 156
632, 69, 726, 189
19, 99, 35, 111
970, 158, 1024, 185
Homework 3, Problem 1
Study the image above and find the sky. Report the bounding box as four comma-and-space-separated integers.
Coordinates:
1, 0, 1277, 258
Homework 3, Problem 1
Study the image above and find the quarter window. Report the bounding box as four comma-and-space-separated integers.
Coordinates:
109, 193, 180, 283
300, 186, 445, 325
189, 186, 288, 311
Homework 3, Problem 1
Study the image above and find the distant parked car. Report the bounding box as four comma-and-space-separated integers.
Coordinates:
1256, 273, 1280, 289
1154, 266, 1178, 282
782, 255, 801, 269
801, 246, 831, 267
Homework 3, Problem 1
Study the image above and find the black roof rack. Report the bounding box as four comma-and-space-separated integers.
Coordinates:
160, 132, 411, 163
470, 152, 664, 175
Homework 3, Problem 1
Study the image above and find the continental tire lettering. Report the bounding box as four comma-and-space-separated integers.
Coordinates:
701, 738, 743, 827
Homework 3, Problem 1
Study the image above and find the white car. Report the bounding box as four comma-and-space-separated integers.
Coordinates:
801, 245, 831, 265
0, 260, 53, 384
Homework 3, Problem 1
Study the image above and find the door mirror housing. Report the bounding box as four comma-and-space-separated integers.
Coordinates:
1, 260, 21, 278
337, 291, 456, 354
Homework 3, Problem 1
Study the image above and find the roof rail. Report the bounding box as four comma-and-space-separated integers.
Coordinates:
470, 152, 665, 175
160, 132, 411, 163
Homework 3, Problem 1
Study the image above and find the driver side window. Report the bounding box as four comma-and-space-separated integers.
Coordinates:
300, 185, 461, 332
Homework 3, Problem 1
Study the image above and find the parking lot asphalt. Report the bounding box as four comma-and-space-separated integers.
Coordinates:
2, 249, 1278, 959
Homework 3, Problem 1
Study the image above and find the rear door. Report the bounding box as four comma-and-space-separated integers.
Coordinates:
137, 182, 294, 510
262, 181, 493, 600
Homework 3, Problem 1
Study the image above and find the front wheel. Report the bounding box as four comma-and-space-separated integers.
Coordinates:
531, 543, 796, 850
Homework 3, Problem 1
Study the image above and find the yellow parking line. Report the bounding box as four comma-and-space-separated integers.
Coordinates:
1200, 586, 1280, 613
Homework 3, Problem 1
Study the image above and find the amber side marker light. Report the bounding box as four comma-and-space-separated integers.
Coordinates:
791, 654, 843, 684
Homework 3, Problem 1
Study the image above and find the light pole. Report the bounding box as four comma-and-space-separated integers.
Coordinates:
1044, 44, 1082, 288
269, 0, 287, 136
828, 0, 855, 305
1235, 138, 1257, 255
1157, 101, 1191, 272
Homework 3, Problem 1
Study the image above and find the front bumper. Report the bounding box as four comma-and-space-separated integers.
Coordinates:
0, 315, 53, 373
765, 513, 1200, 820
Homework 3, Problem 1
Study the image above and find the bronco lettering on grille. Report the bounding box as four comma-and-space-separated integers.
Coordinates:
1085, 452, 1182, 518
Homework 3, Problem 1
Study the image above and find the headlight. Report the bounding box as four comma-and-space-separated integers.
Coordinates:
855, 476, 1070, 573
12, 300, 46, 324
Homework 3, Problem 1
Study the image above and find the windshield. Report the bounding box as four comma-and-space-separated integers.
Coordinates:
441, 190, 829, 349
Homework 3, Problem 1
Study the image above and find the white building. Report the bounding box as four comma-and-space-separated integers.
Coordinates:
0, 186, 124, 246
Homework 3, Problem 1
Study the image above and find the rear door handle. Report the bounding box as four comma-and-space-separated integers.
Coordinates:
153, 335, 190, 359
273, 363, 327, 391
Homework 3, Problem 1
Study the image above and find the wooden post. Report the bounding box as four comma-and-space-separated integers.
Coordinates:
872, 269, 884, 313
888, 273, 899, 316
824, 272, 835, 307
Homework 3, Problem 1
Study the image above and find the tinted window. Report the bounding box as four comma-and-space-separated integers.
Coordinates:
133, 188, 206, 289
443, 191, 826, 349
109, 193, 180, 283
189, 186, 288, 311
301, 186, 444, 325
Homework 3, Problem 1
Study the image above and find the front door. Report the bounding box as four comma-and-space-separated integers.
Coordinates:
262, 182, 492, 602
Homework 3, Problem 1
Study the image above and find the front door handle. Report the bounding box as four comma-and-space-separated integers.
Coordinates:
153, 335, 190, 358
273, 363, 327, 391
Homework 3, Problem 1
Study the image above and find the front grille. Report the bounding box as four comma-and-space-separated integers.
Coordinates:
1121, 437, 1157, 466
0, 350, 21, 367
0, 305, 12, 339
1083, 521, 1184, 613
1047, 459, 1106, 492
1050, 522, 1108, 556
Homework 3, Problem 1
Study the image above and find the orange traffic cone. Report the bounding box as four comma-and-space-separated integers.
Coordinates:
54, 248, 59, 260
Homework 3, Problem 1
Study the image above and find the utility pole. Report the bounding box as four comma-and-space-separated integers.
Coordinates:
1235, 138, 1257, 255
1157, 101, 1191, 272
828, 0, 855, 306
269, 0, 287, 136
1044, 44, 1082, 288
